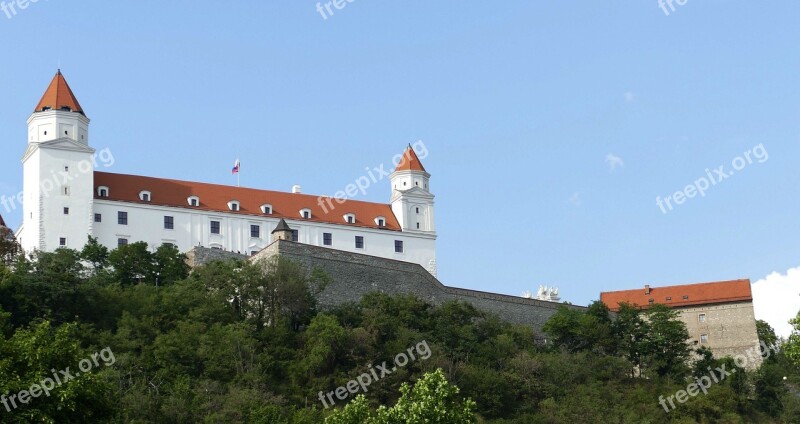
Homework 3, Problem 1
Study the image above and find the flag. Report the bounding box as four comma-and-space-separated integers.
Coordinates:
232, 159, 240, 175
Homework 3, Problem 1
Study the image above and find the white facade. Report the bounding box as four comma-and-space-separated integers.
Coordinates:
90, 200, 437, 274
17, 74, 438, 275
18, 106, 96, 253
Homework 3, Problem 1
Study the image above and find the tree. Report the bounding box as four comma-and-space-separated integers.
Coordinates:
0, 321, 116, 422
613, 302, 648, 377
80, 236, 109, 273
757, 319, 779, 353
152, 243, 189, 286
194, 257, 327, 331
641, 304, 691, 379
0, 227, 20, 267
783, 310, 800, 366
108, 242, 154, 285
542, 302, 617, 355
325, 369, 477, 424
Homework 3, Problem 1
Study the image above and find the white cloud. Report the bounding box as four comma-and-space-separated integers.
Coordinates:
568, 192, 581, 206
752, 266, 800, 339
605, 154, 624, 172
624, 91, 636, 102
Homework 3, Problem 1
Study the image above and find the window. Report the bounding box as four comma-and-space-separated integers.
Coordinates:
700, 334, 708, 344
666, 296, 672, 301
250, 225, 260, 238
118, 238, 128, 247
118, 211, 128, 225
63, 207, 69, 215
291, 230, 299, 242
98, 186, 109, 197
375, 216, 386, 227
355, 236, 364, 249
260, 204, 273, 214
64, 166, 69, 172
699, 313, 706, 323
416, 222, 420, 229
210, 221, 220, 234
94, 213, 102, 223
164, 216, 174, 230
228, 200, 240, 211
395, 240, 404, 253
682, 295, 689, 300
188, 196, 200, 207
63, 187, 70, 196
648, 299, 654, 304
300, 208, 311, 219
139, 191, 151, 202
416, 207, 420, 214
344, 214, 356, 224
59, 237, 66, 246
323, 233, 332, 246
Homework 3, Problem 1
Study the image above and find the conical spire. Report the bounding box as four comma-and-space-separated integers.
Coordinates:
394, 144, 426, 172
34, 70, 85, 115
271, 218, 292, 234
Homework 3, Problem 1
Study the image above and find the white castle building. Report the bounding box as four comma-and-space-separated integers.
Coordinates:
15, 71, 438, 275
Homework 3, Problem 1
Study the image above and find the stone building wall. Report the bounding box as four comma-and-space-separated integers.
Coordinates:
248, 240, 584, 330
679, 302, 763, 369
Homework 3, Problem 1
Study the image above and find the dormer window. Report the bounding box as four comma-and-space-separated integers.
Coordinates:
228, 200, 240, 212
260, 204, 273, 214
300, 208, 312, 219
188, 196, 200, 207
97, 186, 109, 198
60, 106, 71, 112
344, 213, 356, 224
139, 191, 151, 202
375, 216, 386, 227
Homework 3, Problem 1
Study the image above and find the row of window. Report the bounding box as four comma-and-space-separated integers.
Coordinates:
100, 212, 405, 253
648, 294, 691, 304
105, 233, 405, 252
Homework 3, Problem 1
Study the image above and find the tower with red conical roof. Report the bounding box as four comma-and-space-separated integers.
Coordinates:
18, 70, 96, 252
390, 144, 436, 273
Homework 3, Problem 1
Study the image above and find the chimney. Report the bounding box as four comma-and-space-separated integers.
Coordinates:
292, 185, 302, 194
645, 285, 651, 295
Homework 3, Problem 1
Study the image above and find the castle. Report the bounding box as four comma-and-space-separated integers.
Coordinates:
15, 71, 437, 275
7, 71, 764, 360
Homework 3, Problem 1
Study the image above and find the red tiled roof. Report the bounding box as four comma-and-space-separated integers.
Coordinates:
0, 213, 6, 228
35, 70, 84, 115
394, 145, 426, 172
93, 172, 402, 231
600, 279, 752, 312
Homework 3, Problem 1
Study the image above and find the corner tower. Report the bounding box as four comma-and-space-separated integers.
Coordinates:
390, 145, 435, 234
18, 71, 95, 252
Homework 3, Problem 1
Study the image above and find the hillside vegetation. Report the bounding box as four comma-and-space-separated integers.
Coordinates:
0, 236, 798, 423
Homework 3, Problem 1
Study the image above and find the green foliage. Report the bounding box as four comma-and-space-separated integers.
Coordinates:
0, 245, 797, 422
0, 321, 115, 423
80, 236, 109, 273
325, 369, 476, 424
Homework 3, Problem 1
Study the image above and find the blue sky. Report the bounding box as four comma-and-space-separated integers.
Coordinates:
1, 1, 798, 315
